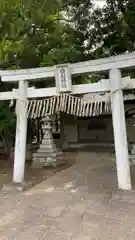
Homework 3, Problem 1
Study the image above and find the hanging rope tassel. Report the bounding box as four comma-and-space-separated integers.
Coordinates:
99, 101, 102, 115
67, 95, 71, 114
82, 102, 86, 117
31, 100, 37, 119
38, 100, 42, 118
42, 99, 46, 117
9, 99, 14, 107
76, 98, 80, 116
56, 95, 60, 112
73, 97, 78, 115
71, 96, 74, 115
85, 102, 90, 117
49, 97, 53, 116
61, 94, 65, 112
89, 101, 93, 116
51, 97, 56, 115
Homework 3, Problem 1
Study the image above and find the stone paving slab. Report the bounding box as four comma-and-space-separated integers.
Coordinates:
0, 152, 135, 239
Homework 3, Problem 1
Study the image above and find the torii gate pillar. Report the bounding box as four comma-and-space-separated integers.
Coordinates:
110, 69, 131, 190
13, 80, 28, 183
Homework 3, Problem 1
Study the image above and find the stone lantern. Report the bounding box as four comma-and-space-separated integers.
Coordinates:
32, 116, 64, 168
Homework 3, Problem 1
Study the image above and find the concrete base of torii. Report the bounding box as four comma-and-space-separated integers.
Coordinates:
32, 116, 65, 168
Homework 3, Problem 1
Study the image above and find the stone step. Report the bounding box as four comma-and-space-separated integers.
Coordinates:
42, 135, 53, 139
33, 156, 64, 162
32, 156, 65, 168
33, 152, 56, 158
32, 159, 56, 168
39, 144, 56, 149
41, 139, 54, 144
37, 148, 56, 153
33, 152, 64, 160
33, 151, 62, 158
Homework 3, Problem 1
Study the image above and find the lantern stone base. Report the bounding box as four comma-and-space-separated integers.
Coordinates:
32, 150, 64, 168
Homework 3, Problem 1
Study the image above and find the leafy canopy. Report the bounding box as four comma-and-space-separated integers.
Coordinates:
0, 0, 135, 143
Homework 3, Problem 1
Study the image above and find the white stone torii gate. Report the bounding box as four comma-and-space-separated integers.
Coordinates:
1, 52, 135, 190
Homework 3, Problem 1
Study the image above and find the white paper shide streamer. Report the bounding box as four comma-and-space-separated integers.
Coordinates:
27, 93, 111, 119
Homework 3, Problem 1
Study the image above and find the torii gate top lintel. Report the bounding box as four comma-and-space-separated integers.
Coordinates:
1, 51, 135, 83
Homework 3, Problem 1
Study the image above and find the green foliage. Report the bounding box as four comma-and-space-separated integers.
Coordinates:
91, 0, 135, 57
0, 102, 15, 134
0, 0, 62, 68
0, 0, 135, 145
1, 0, 135, 69
0, 102, 15, 155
